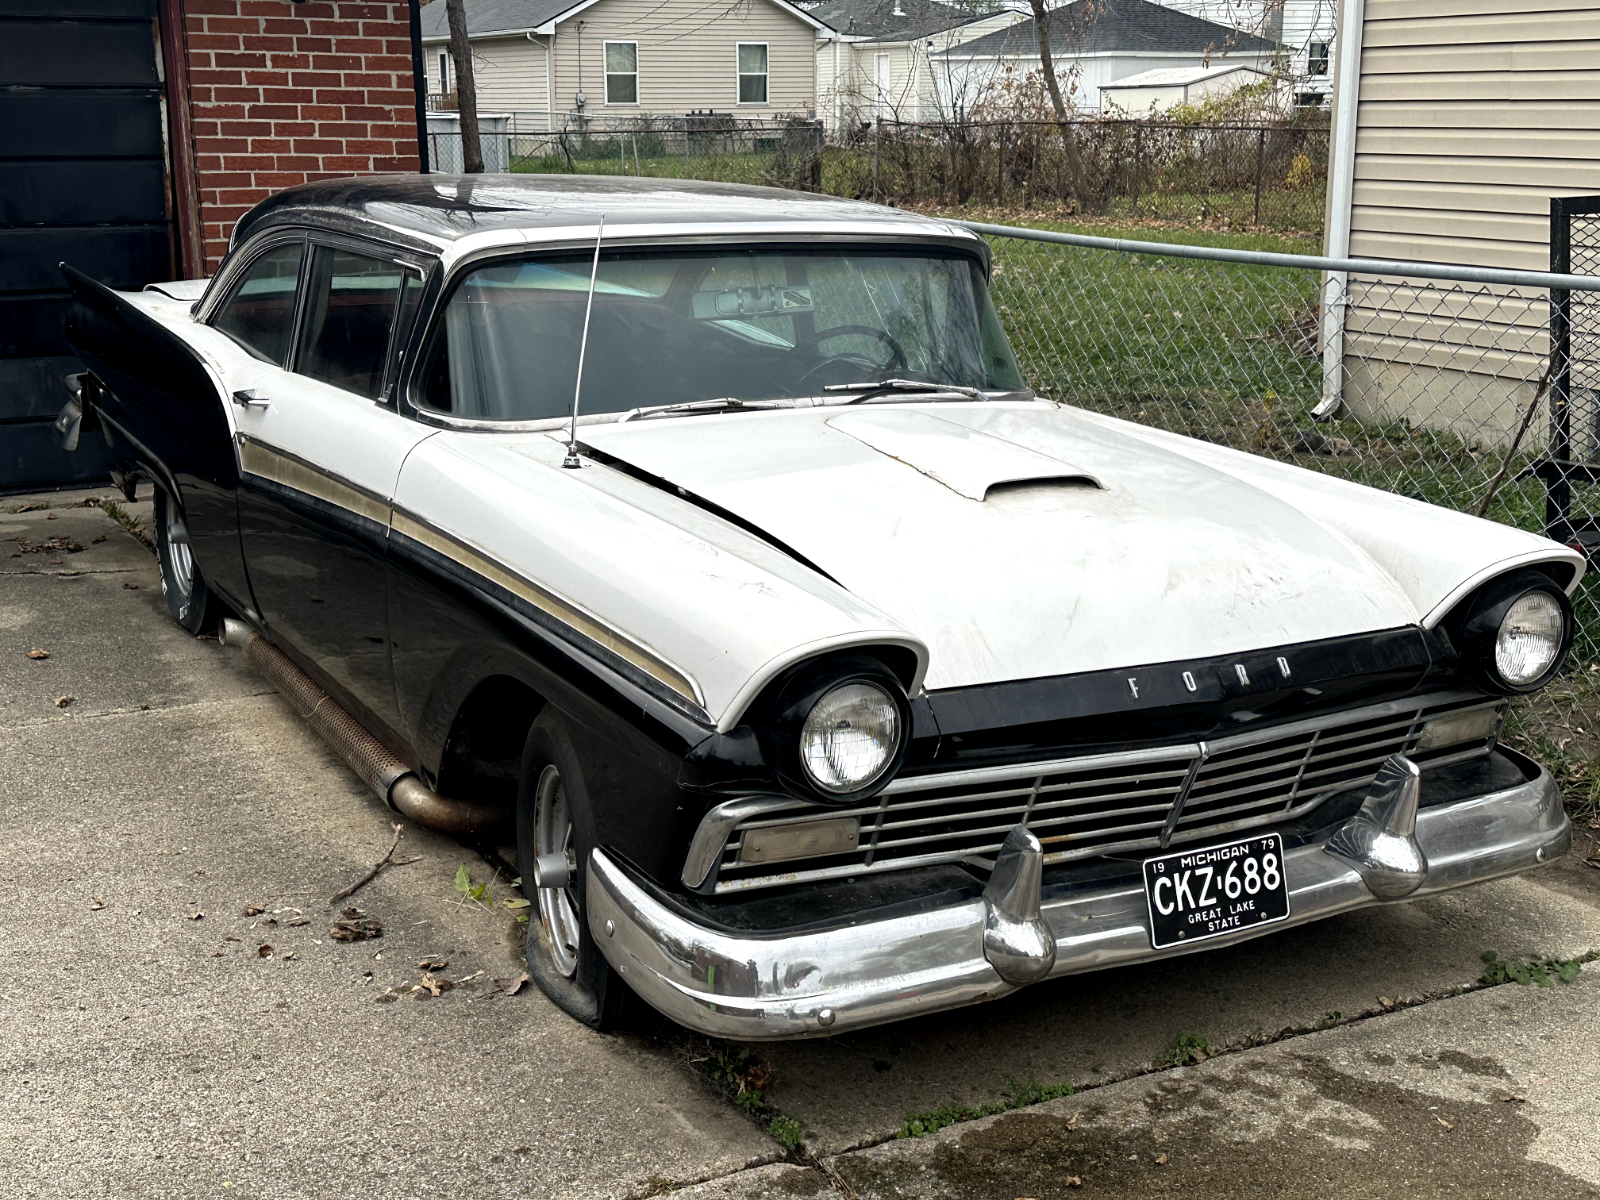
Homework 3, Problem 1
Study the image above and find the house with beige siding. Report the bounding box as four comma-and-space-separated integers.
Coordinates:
419, 0, 828, 124
1320, 0, 1600, 448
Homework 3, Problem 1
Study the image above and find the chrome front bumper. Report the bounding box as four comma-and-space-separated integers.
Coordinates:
585, 755, 1571, 1040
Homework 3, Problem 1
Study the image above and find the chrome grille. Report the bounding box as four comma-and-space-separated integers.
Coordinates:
711, 691, 1506, 893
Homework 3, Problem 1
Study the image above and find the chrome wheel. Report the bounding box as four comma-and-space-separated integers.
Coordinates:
534, 763, 581, 979
168, 531, 194, 599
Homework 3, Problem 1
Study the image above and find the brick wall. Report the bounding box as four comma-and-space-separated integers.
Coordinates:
180, 0, 421, 272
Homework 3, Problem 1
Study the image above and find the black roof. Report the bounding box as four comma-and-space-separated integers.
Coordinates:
419, 0, 575, 38
935, 0, 1275, 58
231, 174, 959, 249
811, 0, 989, 42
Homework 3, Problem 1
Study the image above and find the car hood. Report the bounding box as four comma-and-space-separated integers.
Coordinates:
577, 403, 1433, 691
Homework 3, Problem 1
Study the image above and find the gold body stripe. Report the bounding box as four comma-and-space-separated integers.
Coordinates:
391, 511, 704, 706
238, 439, 703, 706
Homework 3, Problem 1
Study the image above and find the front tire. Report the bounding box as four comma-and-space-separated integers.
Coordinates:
155, 488, 219, 635
516, 710, 639, 1031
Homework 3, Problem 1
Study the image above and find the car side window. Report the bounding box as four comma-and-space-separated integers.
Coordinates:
296, 246, 407, 399
212, 243, 304, 365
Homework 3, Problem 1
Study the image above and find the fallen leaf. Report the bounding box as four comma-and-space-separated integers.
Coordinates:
223, 935, 240, 942
494, 971, 531, 996
374, 989, 398, 1004
1065, 1178, 1083, 1189
122, 582, 139, 590
330, 907, 382, 941
92, 535, 107, 544
53, 695, 75, 708
244, 904, 266, 916
1500, 1094, 1527, 1104
257, 944, 272, 958
186, 911, 203, 921
1436, 1116, 1454, 1131
1156, 1153, 1169, 1165
1066, 1112, 1079, 1130
89, 898, 106, 911
417, 955, 449, 970
419, 971, 455, 997
282, 951, 297, 961
502, 897, 531, 910
1378, 996, 1393, 1007
26, 649, 48, 660
46, 512, 58, 519
287, 917, 309, 927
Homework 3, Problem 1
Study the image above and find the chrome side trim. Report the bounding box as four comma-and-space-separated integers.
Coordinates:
589, 754, 1569, 1040
390, 507, 705, 707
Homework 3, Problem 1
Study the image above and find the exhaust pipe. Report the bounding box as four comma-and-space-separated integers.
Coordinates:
220, 618, 505, 836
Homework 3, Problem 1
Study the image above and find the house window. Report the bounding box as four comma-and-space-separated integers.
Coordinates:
1308, 42, 1330, 76
737, 43, 768, 104
605, 41, 638, 104
438, 50, 450, 93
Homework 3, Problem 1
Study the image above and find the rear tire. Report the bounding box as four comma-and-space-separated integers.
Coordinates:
155, 488, 220, 635
516, 710, 640, 1031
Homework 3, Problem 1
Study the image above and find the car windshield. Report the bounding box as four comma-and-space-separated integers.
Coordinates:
415, 246, 1026, 421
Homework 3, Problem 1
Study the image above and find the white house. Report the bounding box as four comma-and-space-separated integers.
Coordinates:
1155, 0, 1337, 104
812, 0, 1028, 130
419, 0, 830, 124
933, 0, 1277, 115
1099, 61, 1267, 112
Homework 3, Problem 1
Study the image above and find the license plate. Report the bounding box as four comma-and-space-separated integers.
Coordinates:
1142, 833, 1290, 950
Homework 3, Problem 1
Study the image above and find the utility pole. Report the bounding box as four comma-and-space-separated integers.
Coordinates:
445, 0, 483, 173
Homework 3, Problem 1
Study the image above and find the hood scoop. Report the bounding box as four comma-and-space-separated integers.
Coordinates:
825, 410, 1101, 501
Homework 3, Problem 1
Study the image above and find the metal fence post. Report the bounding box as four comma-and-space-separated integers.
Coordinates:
1253, 126, 1266, 226
873, 119, 881, 202
1132, 124, 1142, 213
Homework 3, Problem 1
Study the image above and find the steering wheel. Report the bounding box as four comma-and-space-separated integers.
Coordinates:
793, 325, 908, 392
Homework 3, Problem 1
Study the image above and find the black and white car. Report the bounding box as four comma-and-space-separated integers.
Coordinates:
59, 175, 1577, 1038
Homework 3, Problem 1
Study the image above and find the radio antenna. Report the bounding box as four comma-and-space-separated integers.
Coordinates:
563, 214, 605, 469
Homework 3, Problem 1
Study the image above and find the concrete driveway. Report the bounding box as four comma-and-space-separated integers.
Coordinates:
3, 489, 1598, 1199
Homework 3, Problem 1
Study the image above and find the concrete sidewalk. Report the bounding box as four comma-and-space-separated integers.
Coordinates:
3, 488, 1597, 1199
0, 492, 773, 1198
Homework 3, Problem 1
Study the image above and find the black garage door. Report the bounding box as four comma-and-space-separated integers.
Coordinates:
1, 0, 174, 493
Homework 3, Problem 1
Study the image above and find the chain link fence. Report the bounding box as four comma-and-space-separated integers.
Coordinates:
427, 112, 826, 192
856, 118, 1330, 230
970, 218, 1600, 807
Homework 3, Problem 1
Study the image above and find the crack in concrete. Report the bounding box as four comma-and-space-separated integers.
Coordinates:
2, 567, 143, 577
0, 688, 281, 732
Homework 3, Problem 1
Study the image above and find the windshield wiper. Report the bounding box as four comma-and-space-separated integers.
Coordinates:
823, 379, 990, 405
618, 397, 792, 422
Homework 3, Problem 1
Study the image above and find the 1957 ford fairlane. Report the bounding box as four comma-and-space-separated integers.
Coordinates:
58, 175, 1577, 1037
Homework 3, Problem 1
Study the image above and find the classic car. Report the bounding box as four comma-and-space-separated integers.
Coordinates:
58, 175, 1577, 1038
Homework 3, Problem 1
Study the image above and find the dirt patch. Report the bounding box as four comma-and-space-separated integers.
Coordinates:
833, 1055, 1600, 1199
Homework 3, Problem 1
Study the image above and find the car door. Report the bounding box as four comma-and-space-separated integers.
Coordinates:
227, 237, 431, 738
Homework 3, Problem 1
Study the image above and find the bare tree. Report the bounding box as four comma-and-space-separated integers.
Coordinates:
445, 0, 483, 173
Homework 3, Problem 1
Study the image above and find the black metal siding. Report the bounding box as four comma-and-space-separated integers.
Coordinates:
0, 0, 173, 492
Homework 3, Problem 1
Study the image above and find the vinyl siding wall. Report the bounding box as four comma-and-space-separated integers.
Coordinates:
550, 0, 818, 116
426, 0, 818, 118
1333, 1, 1600, 446
428, 36, 553, 113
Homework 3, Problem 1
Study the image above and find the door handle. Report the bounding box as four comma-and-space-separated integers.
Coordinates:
231, 389, 271, 409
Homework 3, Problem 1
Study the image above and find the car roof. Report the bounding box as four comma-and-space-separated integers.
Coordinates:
233, 174, 975, 254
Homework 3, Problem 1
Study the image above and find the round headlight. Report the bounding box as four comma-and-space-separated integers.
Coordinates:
799, 681, 901, 794
1495, 590, 1565, 686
